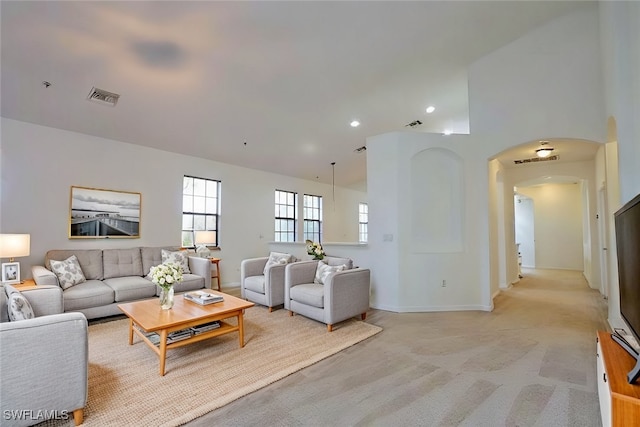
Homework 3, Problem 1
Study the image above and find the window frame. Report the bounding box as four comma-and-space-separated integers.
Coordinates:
274, 189, 297, 242
303, 193, 323, 243
181, 175, 221, 248
359, 202, 368, 243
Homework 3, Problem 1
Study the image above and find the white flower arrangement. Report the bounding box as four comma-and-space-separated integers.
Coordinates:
305, 239, 325, 260
149, 262, 183, 288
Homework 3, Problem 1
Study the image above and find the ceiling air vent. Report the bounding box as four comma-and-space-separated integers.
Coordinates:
514, 155, 559, 165
87, 87, 120, 107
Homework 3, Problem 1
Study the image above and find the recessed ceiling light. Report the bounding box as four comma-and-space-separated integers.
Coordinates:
426, 106, 435, 114
350, 120, 360, 128
443, 129, 452, 135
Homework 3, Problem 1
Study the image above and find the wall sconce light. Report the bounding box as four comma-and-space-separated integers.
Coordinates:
536, 141, 554, 158
0, 234, 31, 284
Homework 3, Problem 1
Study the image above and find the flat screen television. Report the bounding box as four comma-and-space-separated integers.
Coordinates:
613, 192, 640, 383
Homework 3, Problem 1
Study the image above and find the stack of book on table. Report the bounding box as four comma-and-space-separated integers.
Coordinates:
191, 321, 221, 335
143, 329, 192, 345
141, 321, 221, 346
184, 290, 224, 305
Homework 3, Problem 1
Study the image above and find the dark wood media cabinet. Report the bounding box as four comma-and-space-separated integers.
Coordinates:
596, 330, 640, 426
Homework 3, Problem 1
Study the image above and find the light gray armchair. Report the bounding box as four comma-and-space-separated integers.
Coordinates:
1, 285, 88, 426
284, 257, 370, 332
241, 254, 292, 312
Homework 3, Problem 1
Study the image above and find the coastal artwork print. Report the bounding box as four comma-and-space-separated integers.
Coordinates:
69, 186, 141, 239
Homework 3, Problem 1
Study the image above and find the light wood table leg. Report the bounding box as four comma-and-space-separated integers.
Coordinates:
215, 259, 221, 291
72, 408, 83, 426
128, 319, 134, 345
210, 258, 222, 291
159, 329, 168, 376
238, 310, 245, 348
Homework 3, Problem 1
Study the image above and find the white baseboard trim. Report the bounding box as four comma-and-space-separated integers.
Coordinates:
370, 303, 493, 313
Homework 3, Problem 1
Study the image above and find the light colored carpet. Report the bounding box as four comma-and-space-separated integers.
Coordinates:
41, 306, 381, 426
187, 268, 608, 426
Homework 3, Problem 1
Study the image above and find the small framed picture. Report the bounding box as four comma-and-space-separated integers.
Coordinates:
1, 262, 20, 284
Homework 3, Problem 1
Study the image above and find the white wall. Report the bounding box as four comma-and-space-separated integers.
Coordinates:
488, 159, 504, 295
365, 132, 401, 310
469, 5, 605, 144
367, 131, 492, 312
366, 6, 607, 313
0, 118, 366, 285
598, 1, 640, 329
599, 1, 640, 203
515, 183, 585, 271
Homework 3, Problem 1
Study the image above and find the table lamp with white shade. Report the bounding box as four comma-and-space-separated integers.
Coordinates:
194, 231, 216, 258
0, 234, 31, 284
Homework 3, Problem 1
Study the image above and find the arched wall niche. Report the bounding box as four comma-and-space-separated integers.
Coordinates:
410, 147, 464, 253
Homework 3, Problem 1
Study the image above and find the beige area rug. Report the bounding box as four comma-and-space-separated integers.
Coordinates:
44, 307, 381, 427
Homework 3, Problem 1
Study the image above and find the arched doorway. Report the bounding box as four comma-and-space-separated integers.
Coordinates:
489, 137, 603, 293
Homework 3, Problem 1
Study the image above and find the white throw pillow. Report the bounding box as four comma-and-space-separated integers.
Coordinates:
263, 251, 293, 275
314, 261, 347, 285
50, 255, 87, 290
161, 249, 191, 274
8, 291, 35, 321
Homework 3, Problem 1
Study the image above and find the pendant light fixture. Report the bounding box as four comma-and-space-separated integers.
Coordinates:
331, 162, 336, 209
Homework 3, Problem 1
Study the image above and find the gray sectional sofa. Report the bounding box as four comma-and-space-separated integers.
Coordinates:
31, 247, 211, 320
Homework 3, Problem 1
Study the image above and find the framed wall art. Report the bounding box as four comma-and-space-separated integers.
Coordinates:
69, 186, 141, 239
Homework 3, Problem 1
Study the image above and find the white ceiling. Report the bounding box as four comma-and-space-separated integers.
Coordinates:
1, 1, 595, 188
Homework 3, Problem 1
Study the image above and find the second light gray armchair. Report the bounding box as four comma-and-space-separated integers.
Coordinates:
285, 256, 370, 332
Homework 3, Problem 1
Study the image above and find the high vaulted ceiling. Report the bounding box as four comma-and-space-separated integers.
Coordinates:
1, 1, 594, 187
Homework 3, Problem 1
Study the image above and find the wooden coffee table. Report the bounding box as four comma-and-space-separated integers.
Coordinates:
118, 291, 254, 375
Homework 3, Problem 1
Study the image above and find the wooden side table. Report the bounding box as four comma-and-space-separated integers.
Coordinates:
209, 258, 221, 291
12, 278, 38, 291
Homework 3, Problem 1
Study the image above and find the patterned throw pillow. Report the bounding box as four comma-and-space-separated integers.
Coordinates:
314, 261, 347, 285
263, 252, 293, 275
8, 291, 35, 321
50, 255, 87, 290
161, 250, 191, 274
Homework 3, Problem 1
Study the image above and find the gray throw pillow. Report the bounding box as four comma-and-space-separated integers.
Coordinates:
50, 255, 87, 290
314, 261, 347, 285
263, 252, 293, 275
161, 249, 191, 274
8, 291, 35, 321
